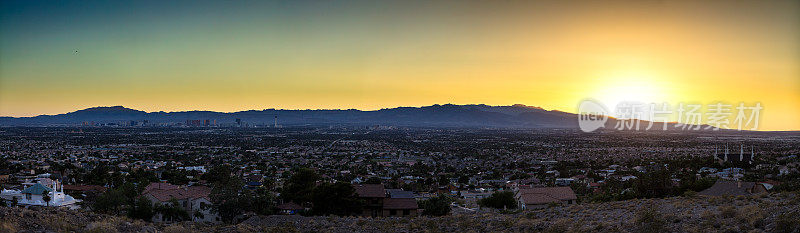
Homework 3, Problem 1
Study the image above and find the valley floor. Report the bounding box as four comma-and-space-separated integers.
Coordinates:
2, 193, 799, 233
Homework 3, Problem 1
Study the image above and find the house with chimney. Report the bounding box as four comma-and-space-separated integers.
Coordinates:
353, 184, 418, 217
141, 182, 218, 223
384, 189, 418, 217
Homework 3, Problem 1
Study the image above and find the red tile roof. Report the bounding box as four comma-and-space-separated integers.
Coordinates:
354, 184, 385, 198
382, 198, 418, 209
516, 187, 577, 205
519, 193, 561, 205
143, 182, 180, 193
143, 183, 211, 202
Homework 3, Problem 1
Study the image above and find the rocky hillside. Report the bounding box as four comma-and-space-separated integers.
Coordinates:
2, 193, 799, 233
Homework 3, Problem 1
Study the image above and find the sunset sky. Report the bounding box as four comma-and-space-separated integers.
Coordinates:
1, 0, 798, 130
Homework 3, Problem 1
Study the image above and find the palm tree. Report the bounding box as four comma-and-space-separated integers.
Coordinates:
42, 192, 51, 207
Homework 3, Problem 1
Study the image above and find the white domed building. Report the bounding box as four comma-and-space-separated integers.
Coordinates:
1, 180, 80, 209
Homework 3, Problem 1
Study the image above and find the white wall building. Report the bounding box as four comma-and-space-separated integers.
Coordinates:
0, 180, 80, 208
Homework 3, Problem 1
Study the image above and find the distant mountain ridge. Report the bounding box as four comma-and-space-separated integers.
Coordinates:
0, 104, 707, 130
0, 104, 581, 128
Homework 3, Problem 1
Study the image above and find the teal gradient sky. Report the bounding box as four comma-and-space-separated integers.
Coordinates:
1, 0, 799, 130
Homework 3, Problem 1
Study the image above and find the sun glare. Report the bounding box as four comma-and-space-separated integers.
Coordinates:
591, 71, 671, 109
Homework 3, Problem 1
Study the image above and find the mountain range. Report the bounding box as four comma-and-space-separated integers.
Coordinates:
0, 104, 698, 130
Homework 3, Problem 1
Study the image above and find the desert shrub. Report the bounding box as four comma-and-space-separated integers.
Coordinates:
544, 219, 570, 233
85, 220, 119, 233
720, 227, 740, 233
419, 194, 452, 216
356, 219, 367, 226
683, 190, 697, 197
43, 218, 76, 233
700, 209, 720, 230
0, 221, 16, 233
263, 225, 300, 233
709, 196, 724, 205
736, 205, 765, 229
775, 212, 800, 233
499, 218, 515, 229
633, 207, 667, 233
718, 205, 737, 219
163, 225, 192, 233
593, 221, 611, 231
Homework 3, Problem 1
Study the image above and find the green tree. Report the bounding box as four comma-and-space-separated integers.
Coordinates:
633, 170, 673, 198
281, 168, 320, 204
478, 191, 517, 209
93, 189, 128, 214
90, 182, 143, 215
419, 194, 452, 216
128, 196, 154, 221
207, 165, 278, 222
203, 165, 235, 184
161, 170, 190, 185
154, 199, 190, 222
570, 181, 591, 196
127, 170, 159, 186
310, 182, 362, 216
116, 182, 140, 203
250, 187, 276, 215
210, 174, 246, 223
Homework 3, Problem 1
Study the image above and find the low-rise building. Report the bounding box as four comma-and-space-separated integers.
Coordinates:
698, 180, 767, 196
354, 184, 419, 217
515, 187, 577, 209
0, 180, 79, 208
142, 182, 218, 223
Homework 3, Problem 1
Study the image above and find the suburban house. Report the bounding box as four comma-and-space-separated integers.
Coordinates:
141, 182, 218, 223
62, 184, 107, 203
698, 180, 767, 196
354, 184, 386, 217
353, 184, 418, 217
515, 187, 577, 209
384, 189, 418, 217
0, 180, 79, 208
